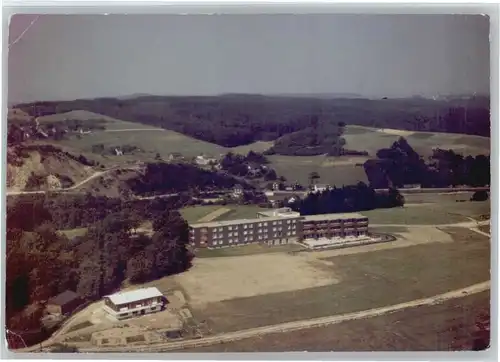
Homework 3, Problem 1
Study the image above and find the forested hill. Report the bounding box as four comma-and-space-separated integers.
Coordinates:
14, 95, 490, 148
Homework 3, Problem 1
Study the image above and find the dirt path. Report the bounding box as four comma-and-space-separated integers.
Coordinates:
6, 165, 141, 196
75, 281, 489, 353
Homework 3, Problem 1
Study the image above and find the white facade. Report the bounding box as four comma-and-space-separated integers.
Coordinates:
103, 287, 164, 320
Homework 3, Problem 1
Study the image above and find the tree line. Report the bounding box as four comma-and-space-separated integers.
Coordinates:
127, 162, 254, 197
14, 94, 490, 148
364, 137, 490, 189
6, 195, 193, 347
289, 182, 405, 215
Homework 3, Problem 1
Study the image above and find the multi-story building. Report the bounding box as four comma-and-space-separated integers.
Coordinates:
103, 287, 165, 320
189, 208, 303, 248
189, 208, 370, 249
299, 213, 369, 241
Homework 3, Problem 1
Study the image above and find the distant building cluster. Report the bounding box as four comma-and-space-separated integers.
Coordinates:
188, 207, 369, 249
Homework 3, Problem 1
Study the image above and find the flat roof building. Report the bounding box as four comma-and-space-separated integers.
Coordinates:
189, 206, 370, 249
103, 287, 164, 320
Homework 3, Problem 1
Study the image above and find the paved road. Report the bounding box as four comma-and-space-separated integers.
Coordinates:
73, 281, 489, 353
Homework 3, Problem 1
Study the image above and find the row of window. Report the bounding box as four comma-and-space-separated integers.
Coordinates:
210, 230, 299, 244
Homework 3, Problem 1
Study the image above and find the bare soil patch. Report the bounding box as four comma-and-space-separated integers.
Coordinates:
174, 253, 339, 306
191, 228, 489, 333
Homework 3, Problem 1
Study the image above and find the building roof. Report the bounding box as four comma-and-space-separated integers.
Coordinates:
303, 212, 367, 221
48, 290, 80, 306
190, 213, 302, 229
106, 287, 163, 306
257, 207, 301, 218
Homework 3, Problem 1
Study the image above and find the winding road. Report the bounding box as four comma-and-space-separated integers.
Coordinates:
6, 165, 142, 196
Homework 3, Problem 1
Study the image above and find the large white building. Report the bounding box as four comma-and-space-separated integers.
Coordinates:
103, 287, 165, 320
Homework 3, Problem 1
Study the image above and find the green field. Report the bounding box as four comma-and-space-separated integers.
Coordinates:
215, 205, 269, 221
268, 155, 369, 187
179, 206, 224, 223
194, 243, 306, 258
359, 201, 489, 225
59, 228, 88, 239
181, 205, 270, 224
192, 227, 489, 333
184, 291, 490, 352
343, 126, 489, 158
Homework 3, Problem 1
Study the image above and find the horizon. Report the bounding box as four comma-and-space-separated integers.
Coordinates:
9, 14, 490, 104
8, 91, 490, 107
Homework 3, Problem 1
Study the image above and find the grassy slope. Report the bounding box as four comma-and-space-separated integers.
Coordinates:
183, 291, 490, 352
191, 227, 489, 333
39, 111, 490, 188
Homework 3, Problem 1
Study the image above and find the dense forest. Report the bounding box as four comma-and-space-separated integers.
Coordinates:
364, 138, 490, 189
14, 95, 490, 148
126, 162, 254, 197
6, 195, 193, 347
289, 182, 405, 215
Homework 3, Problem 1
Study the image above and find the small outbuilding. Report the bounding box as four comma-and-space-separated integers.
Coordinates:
46, 290, 83, 316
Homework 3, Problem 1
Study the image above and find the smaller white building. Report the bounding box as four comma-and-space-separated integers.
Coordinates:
312, 184, 330, 193
103, 287, 164, 320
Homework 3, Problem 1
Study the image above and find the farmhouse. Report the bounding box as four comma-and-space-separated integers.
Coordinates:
311, 184, 330, 193
103, 287, 165, 320
46, 290, 83, 316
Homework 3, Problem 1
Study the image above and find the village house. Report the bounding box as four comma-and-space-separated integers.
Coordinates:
311, 184, 330, 193
103, 287, 165, 320
232, 184, 244, 198
168, 152, 184, 162
45, 290, 83, 316
195, 155, 218, 166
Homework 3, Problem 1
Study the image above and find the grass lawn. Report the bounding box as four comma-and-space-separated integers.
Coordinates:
191, 227, 489, 333
360, 205, 471, 225
215, 205, 269, 221
269, 155, 369, 187
59, 228, 88, 239
194, 243, 306, 258
180, 205, 269, 223
183, 291, 490, 352
180, 205, 224, 223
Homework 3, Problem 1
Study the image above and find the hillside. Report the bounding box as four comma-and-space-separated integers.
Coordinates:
17, 109, 489, 190
7, 144, 98, 192
14, 95, 490, 148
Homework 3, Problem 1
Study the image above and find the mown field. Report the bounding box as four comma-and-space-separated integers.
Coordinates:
180, 205, 268, 224
360, 201, 489, 225
42, 111, 489, 188
183, 290, 490, 352
343, 125, 489, 157
190, 227, 489, 333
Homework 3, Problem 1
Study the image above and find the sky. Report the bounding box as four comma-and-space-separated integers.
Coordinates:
8, 14, 490, 104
